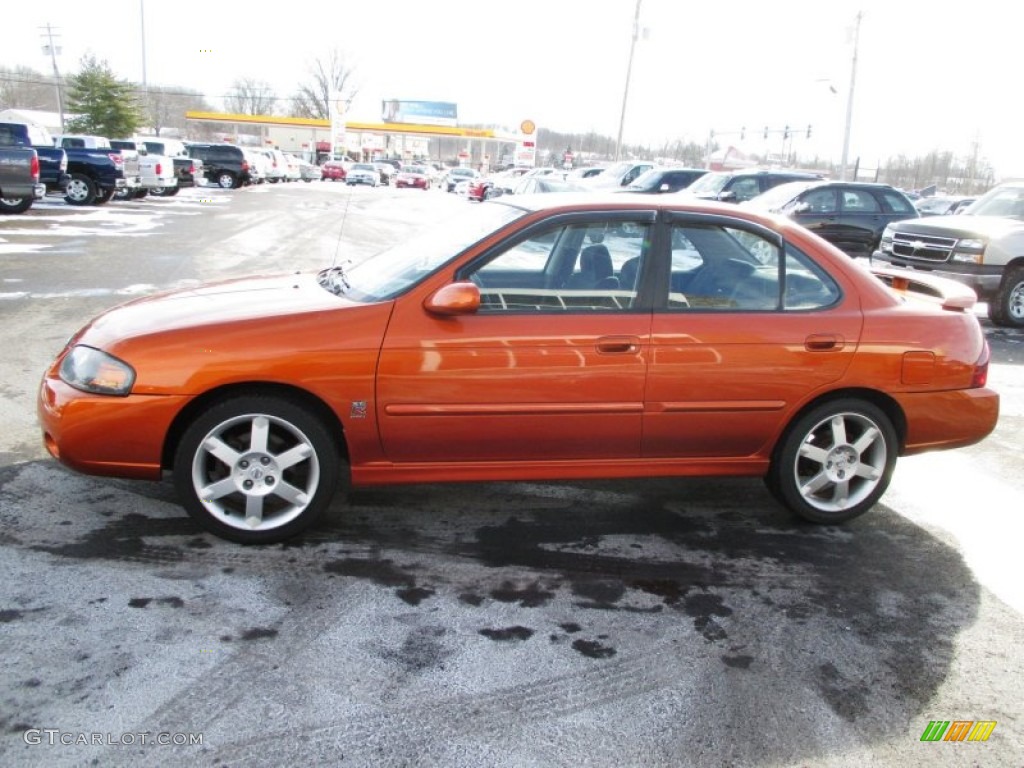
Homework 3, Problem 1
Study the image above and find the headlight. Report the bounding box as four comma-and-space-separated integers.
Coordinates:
58, 345, 136, 396
951, 238, 986, 264
879, 225, 895, 253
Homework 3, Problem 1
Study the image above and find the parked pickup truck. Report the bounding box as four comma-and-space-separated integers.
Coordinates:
53, 134, 141, 206
137, 136, 203, 195
0, 120, 69, 195
874, 180, 1024, 327
109, 139, 177, 198
0, 146, 45, 214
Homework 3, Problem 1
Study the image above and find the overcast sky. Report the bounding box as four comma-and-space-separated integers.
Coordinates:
3, 0, 1021, 177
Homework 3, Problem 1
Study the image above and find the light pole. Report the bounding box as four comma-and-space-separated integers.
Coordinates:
614, 0, 642, 162
40, 23, 65, 133
839, 11, 862, 181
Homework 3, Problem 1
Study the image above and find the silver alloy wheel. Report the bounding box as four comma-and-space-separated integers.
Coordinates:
218, 172, 235, 189
189, 412, 320, 533
1008, 276, 1024, 321
65, 177, 92, 203
791, 411, 887, 513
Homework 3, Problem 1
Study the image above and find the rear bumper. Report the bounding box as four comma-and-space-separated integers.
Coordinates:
895, 387, 1000, 455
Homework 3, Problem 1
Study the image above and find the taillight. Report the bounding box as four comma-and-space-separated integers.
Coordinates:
31, 154, 40, 181
108, 153, 124, 167
155, 162, 162, 175
971, 342, 990, 388
242, 161, 250, 171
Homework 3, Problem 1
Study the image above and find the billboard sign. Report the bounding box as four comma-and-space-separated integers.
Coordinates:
381, 100, 458, 127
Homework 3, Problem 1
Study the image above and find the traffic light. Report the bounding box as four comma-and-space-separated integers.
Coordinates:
806, 125, 812, 139
740, 126, 746, 140
783, 125, 790, 140
763, 126, 768, 140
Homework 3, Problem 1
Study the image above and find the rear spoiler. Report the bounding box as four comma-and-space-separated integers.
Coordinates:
869, 265, 977, 312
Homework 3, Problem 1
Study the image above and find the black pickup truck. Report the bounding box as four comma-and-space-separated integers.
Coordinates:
0, 146, 45, 213
0, 122, 138, 206
0, 121, 68, 195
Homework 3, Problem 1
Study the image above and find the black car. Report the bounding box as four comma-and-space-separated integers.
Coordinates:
185, 142, 251, 189
681, 169, 823, 203
624, 167, 708, 194
745, 180, 920, 258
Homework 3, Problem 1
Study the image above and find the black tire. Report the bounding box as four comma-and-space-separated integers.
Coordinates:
93, 187, 115, 205
64, 173, 97, 206
113, 186, 133, 201
989, 267, 1024, 328
0, 196, 33, 214
134, 188, 149, 199
164, 186, 180, 197
767, 398, 898, 524
217, 171, 237, 189
173, 395, 342, 544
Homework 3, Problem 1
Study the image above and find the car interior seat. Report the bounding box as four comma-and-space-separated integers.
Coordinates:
567, 244, 619, 289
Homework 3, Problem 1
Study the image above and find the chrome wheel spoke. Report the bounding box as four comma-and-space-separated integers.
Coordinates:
203, 435, 240, 467
854, 461, 882, 481
249, 416, 270, 453
852, 427, 880, 455
275, 443, 312, 470
830, 479, 851, 506
272, 481, 309, 507
201, 477, 236, 501
799, 443, 830, 465
801, 471, 832, 496
244, 494, 265, 528
829, 415, 848, 446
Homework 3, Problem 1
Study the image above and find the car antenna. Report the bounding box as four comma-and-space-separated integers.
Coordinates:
331, 185, 354, 268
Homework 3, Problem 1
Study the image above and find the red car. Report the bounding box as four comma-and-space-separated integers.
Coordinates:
38, 194, 999, 544
320, 161, 347, 182
394, 166, 430, 190
466, 178, 493, 202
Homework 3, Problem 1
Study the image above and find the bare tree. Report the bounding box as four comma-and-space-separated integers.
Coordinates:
290, 47, 358, 119
136, 85, 214, 135
0, 65, 61, 112
225, 78, 277, 115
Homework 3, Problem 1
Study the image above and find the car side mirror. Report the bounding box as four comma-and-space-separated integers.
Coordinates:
717, 190, 737, 201
659, 183, 670, 192
792, 201, 811, 213
424, 282, 481, 316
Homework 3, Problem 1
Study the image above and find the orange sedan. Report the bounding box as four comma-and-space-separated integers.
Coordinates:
38, 194, 999, 543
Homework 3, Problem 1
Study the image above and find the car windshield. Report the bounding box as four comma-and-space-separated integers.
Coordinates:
451, 168, 474, 177
745, 181, 817, 210
627, 169, 664, 190
353, 163, 375, 171
962, 184, 1024, 219
685, 172, 730, 196
318, 202, 526, 301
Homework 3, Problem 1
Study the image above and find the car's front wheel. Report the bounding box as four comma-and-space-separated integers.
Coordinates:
173, 395, 342, 544
767, 398, 897, 524
989, 267, 1024, 328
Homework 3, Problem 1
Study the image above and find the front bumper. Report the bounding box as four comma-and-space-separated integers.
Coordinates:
872, 251, 1002, 300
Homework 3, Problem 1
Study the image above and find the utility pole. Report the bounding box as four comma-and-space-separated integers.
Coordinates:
614, 0, 642, 162
39, 23, 65, 133
839, 11, 862, 181
140, 0, 148, 86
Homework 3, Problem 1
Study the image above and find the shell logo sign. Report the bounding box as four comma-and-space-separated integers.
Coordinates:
517, 119, 537, 168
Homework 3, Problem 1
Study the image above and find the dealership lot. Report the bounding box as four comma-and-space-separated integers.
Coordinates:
1, 185, 1022, 766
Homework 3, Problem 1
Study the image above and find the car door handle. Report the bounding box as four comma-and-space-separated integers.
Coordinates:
805, 334, 845, 351
596, 336, 640, 354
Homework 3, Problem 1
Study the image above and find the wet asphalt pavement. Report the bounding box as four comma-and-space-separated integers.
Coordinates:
1, 184, 1021, 766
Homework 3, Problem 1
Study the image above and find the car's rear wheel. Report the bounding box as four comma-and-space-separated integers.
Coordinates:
990, 267, 1024, 328
0, 196, 33, 214
64, 173, 97, 206
768, 398, 897, 524
173, 395, 342, 544
217, 171, 237, 189
93, 187, 114, 205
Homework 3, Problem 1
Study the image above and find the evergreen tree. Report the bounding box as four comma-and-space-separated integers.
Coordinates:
65, 55, 140, 137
